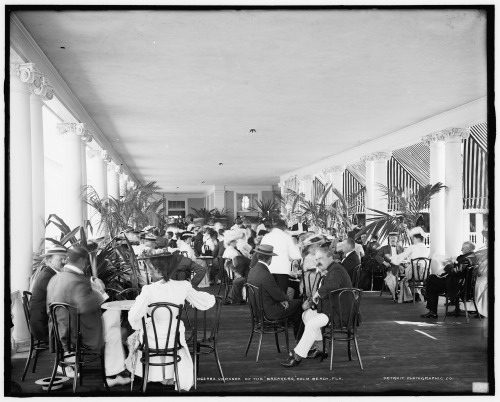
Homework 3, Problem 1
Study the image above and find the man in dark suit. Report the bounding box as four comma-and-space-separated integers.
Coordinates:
290, 216, 308, 233
47, 246, 130, 386
281, 247, 352, 367
247, 244, 303, 339
29, 246, 67, 342
374, 232, 404, 297
340, 238, 361, 281
420, 241, 476, 319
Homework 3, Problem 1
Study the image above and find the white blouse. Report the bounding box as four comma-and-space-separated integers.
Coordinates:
128, 280, 215, 331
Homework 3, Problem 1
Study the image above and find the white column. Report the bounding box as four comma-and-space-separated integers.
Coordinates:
30, 74, 54, 253
86, 149, 108, 199
10, 63, 35, 344
214, 186, 225, 210
119, 173, 128, 197
300, 175, 313, 201
323, 165, 345, 204
423, 133, 446, 256
443, 127, 470, 256
364, 152, 390, 215
57, 123, 93, 229
372, 152, 391, 214
475, 213, 484, 247
364, 157, 374, 213
107, 163, 121, 199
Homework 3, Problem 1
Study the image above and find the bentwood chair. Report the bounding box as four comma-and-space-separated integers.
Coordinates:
139, 302, 183, 393
216, 257, 233, 301
441, 258, 481, 323
190, 296, 225, 389
21, 291, 49, 381
303, 270, 322, 300
48, 302, 109, 393
351, 264, 362, 289
409, 258, 432, 306
244, 284, 290, 363
321, 288, 363, 371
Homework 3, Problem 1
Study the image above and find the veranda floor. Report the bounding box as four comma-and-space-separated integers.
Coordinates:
7, 285, 491, 396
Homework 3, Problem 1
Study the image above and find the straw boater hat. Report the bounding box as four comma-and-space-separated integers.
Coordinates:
40, 245, 68, 258
301, 234, 326, 247
253, 244, 278, 257
144, 233, 157, 241
388, 232, 399, 237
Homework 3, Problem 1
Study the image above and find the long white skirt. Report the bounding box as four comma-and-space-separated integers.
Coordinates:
125, 323, 194, 391
475, 276, 488, 317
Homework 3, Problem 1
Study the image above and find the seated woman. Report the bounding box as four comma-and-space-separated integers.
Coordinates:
125, 254, 215, 391
474, 231, 488, 318
224, 255, 251, 305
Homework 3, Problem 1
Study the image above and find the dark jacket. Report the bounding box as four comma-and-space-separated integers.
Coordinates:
29, 266, 57, 341
375, 244, 404, 266
291, 222, 309, 232
46, 267, 103, 352
317, 262, 353, 326
341, 251, 361, 281
247, 262, 288, 320
169, 255, 206, 287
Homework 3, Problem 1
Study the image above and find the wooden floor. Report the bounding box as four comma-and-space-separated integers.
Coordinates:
8, 285, 492, 396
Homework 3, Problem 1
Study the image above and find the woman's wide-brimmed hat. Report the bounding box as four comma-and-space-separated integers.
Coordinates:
147, 253, 181, 279
301, 234, 325, 247
254, 244, 278, 257
35, 376, 70, 391
40, 245, 68, 258
144, 233, 157, 241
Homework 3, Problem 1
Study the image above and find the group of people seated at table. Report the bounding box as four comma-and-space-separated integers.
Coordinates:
26, 215, 489, 391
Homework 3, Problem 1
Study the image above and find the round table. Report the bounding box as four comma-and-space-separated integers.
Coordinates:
101, 300, 136, 311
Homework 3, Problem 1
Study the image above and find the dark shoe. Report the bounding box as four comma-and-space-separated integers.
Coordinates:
280, 352, 302, 368
414, 294, 421, 302
307, 350, 327, 359
420, 311, 438, 319
223, 300, 234, 305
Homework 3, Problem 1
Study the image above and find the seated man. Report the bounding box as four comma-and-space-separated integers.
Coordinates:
340, 238, 361, 282
46, 246, 130, 387
420, 241, 476, 319
29, 246, 67, 342
375, 232, 404, 298
281, 247, 352, 367
247, 245, 303, 340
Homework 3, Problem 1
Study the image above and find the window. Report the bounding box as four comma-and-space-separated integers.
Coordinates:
168, 200, 185, 209
237, 193, 258, 212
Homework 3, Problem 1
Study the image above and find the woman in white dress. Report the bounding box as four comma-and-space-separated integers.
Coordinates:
125, 254, 215, 391
474, 232, 488, 317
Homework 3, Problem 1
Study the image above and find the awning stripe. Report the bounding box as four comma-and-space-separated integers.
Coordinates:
312, 177, 326, 202
469, 122, 488, 153
346, 162, 366, 187
392, 142, 430, 186
343, 169, 365, 214
463, 123, 488, 210
387, 157, 422, 211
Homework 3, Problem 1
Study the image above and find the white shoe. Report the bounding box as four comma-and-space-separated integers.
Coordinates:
57, 366, 75, 378
106, 375, 132, 387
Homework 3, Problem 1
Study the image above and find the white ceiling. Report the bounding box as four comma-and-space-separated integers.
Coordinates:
15, 9, 487, 193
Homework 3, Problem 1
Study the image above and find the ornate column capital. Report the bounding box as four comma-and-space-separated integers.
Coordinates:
101, 150, 112, 164
11, 63, 54, 100
422, 130, 447, 146
57, 123, 93, 143
442, 127, 470, 142
322, 165, 345, 175
86, 149, 102, 159
115, 165, 123, 174
362, 151, 392, 163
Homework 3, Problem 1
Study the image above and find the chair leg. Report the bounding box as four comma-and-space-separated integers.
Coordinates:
347, 329, 352, 361
142, 355, 149, 393
443, 296, 448, 321
256, 330, 264, 363
284, 320, 290, 355
173, 349, 181, 393
101, 349, 109, 391
274, 325, 280, 353
46, 349, 60, 392
329, 331, 334, 371
32, 345, 41, 373
472, 296, 482, 321
463, 296, 470, 324
72, 353, 80, 393
213, 342, 225, 383
353, 332, 363, 370
21, 338, 34, 381
244, 327, 254, 357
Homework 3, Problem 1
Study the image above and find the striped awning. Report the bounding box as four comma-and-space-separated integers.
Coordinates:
346, 161, 366, 186
392, 142, 430, 186
387, 157, 422, 212
343, 169, 365, 214
312, 177, 326, 202
463, 123, 488, 210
